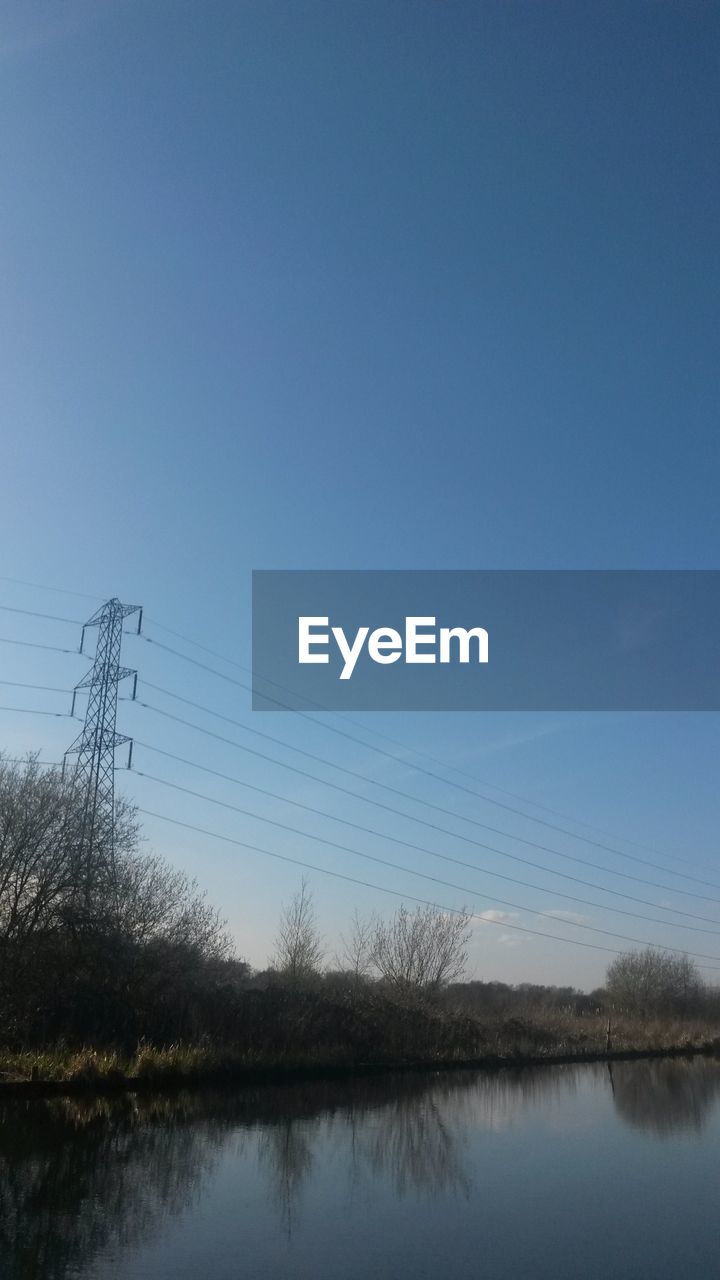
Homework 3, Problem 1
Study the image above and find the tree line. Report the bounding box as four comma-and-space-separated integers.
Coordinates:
0, 755, 717, 1057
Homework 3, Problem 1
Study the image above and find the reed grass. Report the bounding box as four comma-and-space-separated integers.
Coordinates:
1, 1008, 719, 1085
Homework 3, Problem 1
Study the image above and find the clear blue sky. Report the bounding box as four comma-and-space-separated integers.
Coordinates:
1, 0, 719, 988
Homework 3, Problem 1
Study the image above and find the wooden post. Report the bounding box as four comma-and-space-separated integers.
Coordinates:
605, 1015, 612, 1053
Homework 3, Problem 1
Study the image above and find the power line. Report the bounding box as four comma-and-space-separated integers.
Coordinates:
0, 576, 710, 874
131, 766, 720, 955
128, 700, 720, 926
0, 574, 101, 602
0, 604, 81, 625
144, 619, 719, 875
129, 690, 720, 906
0, 636, 80, 655
147, 613, 626, 839
140, 633, 720, 889
0, 577, 709, 873
128, 739, 720, 937
3, 612, 711, 941
137, 806, 720, 972
146, 617, 252, 672
0, 706, 71, 718
0, 680, 71, 694
141, 634, 248, 684
2, 578, 714, 891
0, 755, 62, 766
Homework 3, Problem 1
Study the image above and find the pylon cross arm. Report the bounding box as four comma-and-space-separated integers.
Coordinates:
74, 665, 136, 692
84, 600, 141, 627
65, 728, 132, 757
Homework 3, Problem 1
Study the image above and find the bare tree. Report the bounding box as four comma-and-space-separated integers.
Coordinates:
0, 755, 234, 1041
606, 948, 704, 1016
337, 909, 374, 985
0, 754, 119, 945
371, 904, 471, 995
0, 755, 230, 958
272, 878, 324, 981
113, 850, 231, 959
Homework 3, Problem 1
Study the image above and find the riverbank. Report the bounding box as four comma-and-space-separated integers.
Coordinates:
2, 1033, 720, 1099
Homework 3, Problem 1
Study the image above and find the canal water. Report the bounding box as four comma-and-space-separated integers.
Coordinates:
2, 1057, 719, 1279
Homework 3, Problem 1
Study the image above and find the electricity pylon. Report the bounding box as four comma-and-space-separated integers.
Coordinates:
64, 597, 142, 911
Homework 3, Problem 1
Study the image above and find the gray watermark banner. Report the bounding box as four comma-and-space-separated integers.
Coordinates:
252, 570, 720, 711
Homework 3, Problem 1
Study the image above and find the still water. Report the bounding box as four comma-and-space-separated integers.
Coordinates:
2, 1057, 720, 1280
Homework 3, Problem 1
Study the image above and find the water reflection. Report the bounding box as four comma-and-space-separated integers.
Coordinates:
0, 1093, 233, 1280
1, 1057, 719, 1276
608, 1057, 720, 1136
257, 1073, 479, 1233
254, 1066, 584, 1223
353, 1093, 471, 1200
258, 1117, 315, 1235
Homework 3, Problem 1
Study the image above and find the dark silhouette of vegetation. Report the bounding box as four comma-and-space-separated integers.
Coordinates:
0, 756, 237, 1048
370, 903, 471, 994
271, 876, 325, 982
605, 947, 705, 1017
1, 756, 720, 1083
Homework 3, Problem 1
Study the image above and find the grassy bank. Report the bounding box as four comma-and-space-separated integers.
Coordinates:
2, 1009, 720, 1095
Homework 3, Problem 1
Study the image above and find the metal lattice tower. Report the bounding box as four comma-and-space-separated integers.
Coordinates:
64, 597, 142, 895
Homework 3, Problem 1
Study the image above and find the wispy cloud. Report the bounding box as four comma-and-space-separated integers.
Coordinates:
472, 911, 529, 946
542, 909, 591, 926
474, 908, 519, 927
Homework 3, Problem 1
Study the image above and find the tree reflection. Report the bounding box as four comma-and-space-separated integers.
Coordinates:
255, 1076, 475, 1235
257, 1117, 315, 1236
352, 1094, 471, 1199
253, 1067, 583, 1224
0, 1093, 234, 1279
0, 1073, 491, 1265
3, 1057, 716, 1271
608, 1057, 720, 1136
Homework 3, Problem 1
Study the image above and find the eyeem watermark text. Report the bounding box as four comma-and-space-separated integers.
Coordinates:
252, 570, 720, 711
298, 616, 489, 680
